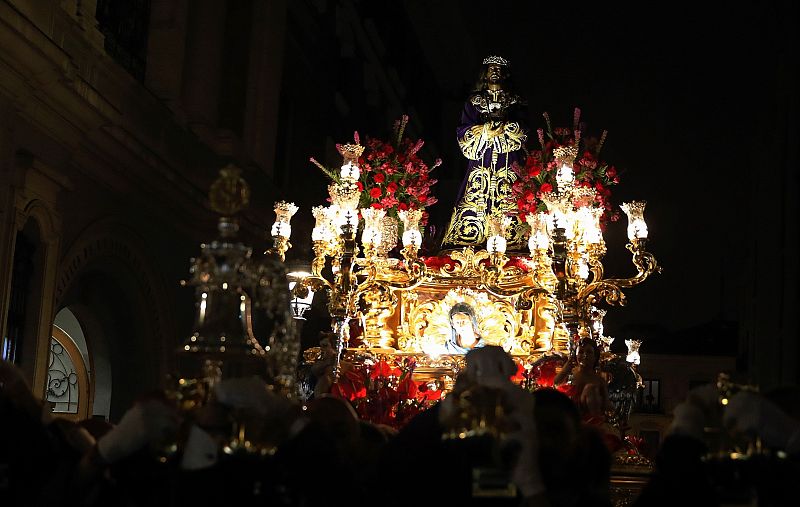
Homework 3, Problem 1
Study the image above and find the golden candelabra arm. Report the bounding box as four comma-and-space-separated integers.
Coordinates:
269, 236, 291, 262
576, 238, 662, 307
311, 240, 329, 277
484, 284, 549, 306
587, 242, 606, 282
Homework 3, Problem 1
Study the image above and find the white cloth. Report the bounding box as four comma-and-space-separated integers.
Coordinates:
463, 347, 545, 497
464, 346, 517, 389
723, 390, 800, 452
180, 425, 218, 470
501, 383, 545, 498
669, 402, 706, 441
97, 399, 179, 464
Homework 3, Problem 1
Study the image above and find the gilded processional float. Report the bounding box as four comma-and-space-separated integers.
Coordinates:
173, 55, 663, 502
282, 55, 662, 446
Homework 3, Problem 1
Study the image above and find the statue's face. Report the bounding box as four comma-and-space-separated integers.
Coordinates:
451, 312, 472, 333
486, 63, 505, 84
451, 312, 478, 348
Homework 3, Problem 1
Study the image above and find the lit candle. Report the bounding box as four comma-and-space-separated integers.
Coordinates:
620, 201, 649, 240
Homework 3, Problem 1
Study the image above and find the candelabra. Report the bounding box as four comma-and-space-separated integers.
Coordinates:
525, 147, 662, 349
286, 144, 429, 375
178, 165, 300, 399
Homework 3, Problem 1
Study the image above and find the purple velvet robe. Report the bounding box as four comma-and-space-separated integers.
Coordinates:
441, 88, 528, 250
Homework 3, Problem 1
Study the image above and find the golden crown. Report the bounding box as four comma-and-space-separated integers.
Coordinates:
482, 55, 509, 66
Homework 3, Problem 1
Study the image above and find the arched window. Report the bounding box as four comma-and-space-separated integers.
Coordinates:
45, 325, 91, 420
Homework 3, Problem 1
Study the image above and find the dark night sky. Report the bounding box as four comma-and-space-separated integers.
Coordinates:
293, 1, 797, 354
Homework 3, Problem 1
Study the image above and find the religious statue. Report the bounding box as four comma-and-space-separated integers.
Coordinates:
444, 302, 484, 354
441, 55, 529, 251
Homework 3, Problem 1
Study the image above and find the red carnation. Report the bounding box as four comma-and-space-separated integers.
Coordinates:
540, 183, 553, 194
356, 181, 364, 191
369, 187, 383, 199
386, 181, 398, 194
374, 173, 386, 183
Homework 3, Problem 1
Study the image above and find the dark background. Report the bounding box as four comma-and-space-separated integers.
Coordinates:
278, 1, 797, 385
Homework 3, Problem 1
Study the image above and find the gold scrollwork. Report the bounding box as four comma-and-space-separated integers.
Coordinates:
401, 288, 528, 355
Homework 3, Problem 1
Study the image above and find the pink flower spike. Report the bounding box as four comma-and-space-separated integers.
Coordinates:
573, 107, 581, 131
598, 130, 608, 154
537, 128, 545, 148
354, 131, 360, 144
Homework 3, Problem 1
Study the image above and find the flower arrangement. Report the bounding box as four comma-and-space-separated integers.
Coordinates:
311, 115, 440, 226
330, 356, 442, 429
511, 107, 621, 227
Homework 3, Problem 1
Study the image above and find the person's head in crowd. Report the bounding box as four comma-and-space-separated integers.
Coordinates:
305, 394, 361, 445
576, 337, 600, 371
534, 388, 611, 505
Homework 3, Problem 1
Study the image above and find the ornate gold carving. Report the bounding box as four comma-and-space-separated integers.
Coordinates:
553, 144, 578, 163
361, 284, 397, 349
441, 247, 490, 278
398, 288, 528, 356
336, 143, 364, 163
209, 164, 250, 216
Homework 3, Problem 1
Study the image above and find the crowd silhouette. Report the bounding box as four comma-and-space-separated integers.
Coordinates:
2, 346, 799, 507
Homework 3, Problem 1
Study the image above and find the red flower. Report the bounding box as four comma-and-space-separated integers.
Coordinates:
397, 376, 418, 400
540, 183, 553, 194
370, 202, 384, 209
370, 360, 401, 379
330, 369, 367, 401
369, 187, 382, 199
380, 195, 399, 208
398, 202, 409, 211
374, 172, 386, 183
356, 181, 364, 191
510, 360, 526, 383
386, 181, 398, 194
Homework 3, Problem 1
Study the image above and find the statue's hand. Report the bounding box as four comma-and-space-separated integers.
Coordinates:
486, 122, 505, 138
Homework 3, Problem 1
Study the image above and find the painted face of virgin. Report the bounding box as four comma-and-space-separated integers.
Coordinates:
451, 312, 477, 348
